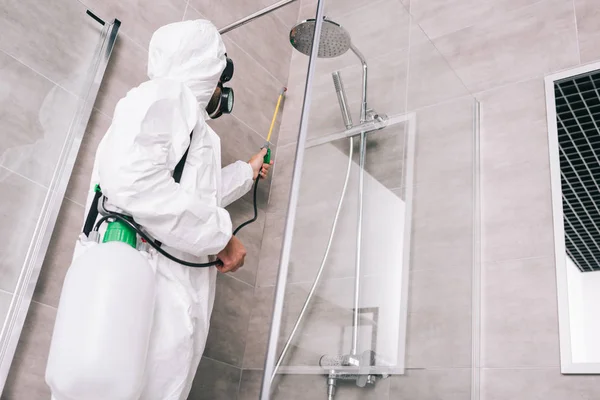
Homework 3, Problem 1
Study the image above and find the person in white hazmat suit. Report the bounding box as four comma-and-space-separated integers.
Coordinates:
81, 20, 271, 399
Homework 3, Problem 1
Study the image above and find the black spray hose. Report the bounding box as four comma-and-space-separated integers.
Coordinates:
93, 177, 260, 268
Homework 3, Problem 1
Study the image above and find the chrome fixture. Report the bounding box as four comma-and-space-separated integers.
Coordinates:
332, 71, 353, 130
218, 0, 299, 34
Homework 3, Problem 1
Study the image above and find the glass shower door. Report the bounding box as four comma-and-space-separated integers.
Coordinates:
0, 4, 120, 391
259, 0, 480, 398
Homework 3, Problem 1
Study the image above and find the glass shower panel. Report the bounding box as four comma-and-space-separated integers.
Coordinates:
0, 1, 104, 303
273, 118, 414, 375
0, 2, 119, 390
261, 0, 480, 398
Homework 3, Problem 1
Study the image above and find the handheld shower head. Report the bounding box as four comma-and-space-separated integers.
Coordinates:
332, 71, 353, 130
289, 18, 352, 58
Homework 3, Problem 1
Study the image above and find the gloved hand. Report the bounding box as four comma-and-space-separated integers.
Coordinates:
216, 236, 246, 273
248, 148, 273, 180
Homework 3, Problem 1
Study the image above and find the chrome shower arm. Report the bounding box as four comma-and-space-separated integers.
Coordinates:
218, 0, 299, 34
350, 44, 368, 123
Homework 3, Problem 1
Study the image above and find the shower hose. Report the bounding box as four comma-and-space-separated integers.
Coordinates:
272, 137, 355, 381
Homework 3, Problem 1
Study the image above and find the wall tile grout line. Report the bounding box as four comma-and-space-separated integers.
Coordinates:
63, 196, 86, 208
182, 0, 190, 21
31, 300, 58, 311
228, 113, 271, 144
483, 255, 555, 268
0, 165, 49, 191
203, 355, 243, 371
62, 198, 85, 211
222, 270, 256, 289
481, 366, 561, 370
224, 37, 287, 88
416, 0, 548, 42
415, 27, 474, 97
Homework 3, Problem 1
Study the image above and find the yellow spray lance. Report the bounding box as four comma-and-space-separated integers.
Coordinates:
263, 87, 287, 164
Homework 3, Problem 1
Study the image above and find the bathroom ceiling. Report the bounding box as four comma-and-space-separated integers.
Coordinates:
556, 71, 600, 272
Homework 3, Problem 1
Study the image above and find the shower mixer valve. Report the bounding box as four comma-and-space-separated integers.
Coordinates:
319, 350, 389, 398
365, 108, 388, 125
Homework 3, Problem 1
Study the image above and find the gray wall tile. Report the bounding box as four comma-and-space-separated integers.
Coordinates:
407, 37, 471, 111
0, 292, 12, 332
482, 257, 560, 368
322, 0, 412, 71
243, 287, 274, 369
64, 110, 112, 206
188, 357, 241, 400
432, 0, 580, 93
0, 169, 47, 294
223, 10, 293, 85
481, 367, 600, 400
478, 78, 556, 264
94, 34, 148, 116
407, 268, 472, 368
412, 97, 475, 185
574, 0, 600, 63
205, 274, 255, 367
0, 0, 102, 95
2, 302, 56, 399
477, 79, 549, 170
189, 0, 286, 29
0, 52, 79, 187
33, 200, 84, 308
221, 37, 287, 144
80, 0, 186, 49
411, 0, 540, 40
271, 0, 301, 28
255, 212, 286, 288
410, 178, 474, 271
390, 368, 472, 399
227, 199, 267, 287
481, 159, 555, 264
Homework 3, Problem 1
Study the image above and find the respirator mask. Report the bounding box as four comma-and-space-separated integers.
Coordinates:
206, 55, 234, 119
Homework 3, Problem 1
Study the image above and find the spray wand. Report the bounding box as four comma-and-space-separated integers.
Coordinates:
263, 87, 287, 163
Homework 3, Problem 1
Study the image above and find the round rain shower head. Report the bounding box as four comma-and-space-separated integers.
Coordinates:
289, 18, 352, 58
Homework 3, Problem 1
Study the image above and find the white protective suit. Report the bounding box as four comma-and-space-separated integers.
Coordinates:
84, 20, 253, 399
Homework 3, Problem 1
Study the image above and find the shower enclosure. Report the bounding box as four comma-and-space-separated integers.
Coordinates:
232, 0, 481, 398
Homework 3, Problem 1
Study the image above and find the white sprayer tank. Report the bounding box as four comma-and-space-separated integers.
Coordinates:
46, 241, 156, 400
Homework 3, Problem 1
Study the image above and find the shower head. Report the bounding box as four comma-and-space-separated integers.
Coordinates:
289, 18, 352, 58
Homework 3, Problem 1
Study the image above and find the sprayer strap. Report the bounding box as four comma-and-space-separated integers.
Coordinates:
173, 130, 194, 184
154, 130, 194, 247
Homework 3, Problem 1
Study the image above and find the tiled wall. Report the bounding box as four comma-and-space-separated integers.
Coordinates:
420, 0, 600, 397
1, 0, 298, 399
241, 0, 600, 399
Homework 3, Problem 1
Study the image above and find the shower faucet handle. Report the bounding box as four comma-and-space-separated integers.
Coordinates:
356, 350, 376, 387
